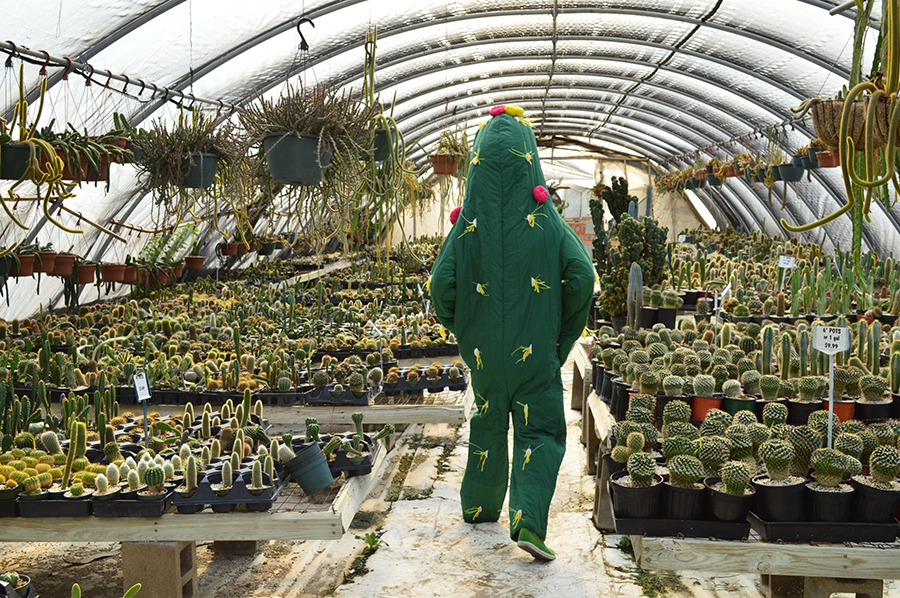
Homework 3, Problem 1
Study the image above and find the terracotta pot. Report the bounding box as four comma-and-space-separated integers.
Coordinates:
77, 263, 96, 284
694, 169, 708, 181
725, 166, 741, 178
236, 243, 249, 256
815, 150, 840, 168
824, 399, 855, 422
13, 254, 36, 277
53, 254, 76, 277
221, 243, 239, 256
139, 269, 150, 286
36, 251, 57, 274
691, 395, 722, 421
99, 263, 126, 283
184, 256, 205, 271
173, 263, 184, 278
429, 154, 458, 175
153, 269, 170, 286
54, 148, 110, 182
123, 265, 138, 284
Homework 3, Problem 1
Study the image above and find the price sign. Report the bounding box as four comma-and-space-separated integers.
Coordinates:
133, 372, 152, 402
778, 255, 796, 269
812, 326, 851, 355
678, 235, 686, 243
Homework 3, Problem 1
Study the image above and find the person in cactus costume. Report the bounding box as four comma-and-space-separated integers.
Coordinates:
430, 104, 594, 560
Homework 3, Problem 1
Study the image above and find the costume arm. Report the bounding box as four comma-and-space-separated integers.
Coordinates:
557, 230, 594, 362
431, 237, 458, 334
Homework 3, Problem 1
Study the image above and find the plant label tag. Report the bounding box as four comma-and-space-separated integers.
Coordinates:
812, 326, 851, 355
425, 300, 431, 317
678, 235, 686, 243
367, 320, 383, 337
417, 283, 424, 298
722, 282, 732, 297
778, 255, 796, 270
133, 372, 152, 402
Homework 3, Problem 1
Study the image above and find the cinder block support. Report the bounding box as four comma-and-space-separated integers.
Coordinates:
213, 540, 260, 555
122, 541, 197, 598
803, 577, 883, 598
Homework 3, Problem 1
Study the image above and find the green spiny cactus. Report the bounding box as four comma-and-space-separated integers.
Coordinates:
662, 400, 691, 427
68, 482, 84, 496
733, 410, 757, 426
626, 451, 656, 488
698, 436, 731, 477
868, 422, 895, 446
759, 438, 795, 482
699, 418, 726, 437
741, 370, 762, 395
761, 325, 775, 375
221, 460, 233, 490
661, 435, 695, 460
667, 455, 704, 488
693, 374, 715, 398
762, 402, 788, 427
722, 379, 742, 398
835, 432, 864, 459
626, 407, 653, 425
664, 421, 700, 440
721, 460, 751, 495
788, 425, 822, 477
251, 460, 265, 488
810, 448, 849, 488
759, 375, 781, 402
859, 374, 889, 403
808, 410, 841, 440
662, 375, 684, 397
797, 376, 820, 402
869, 445, 900, 485
40, 431, 60, 455
626, 431, 646, 454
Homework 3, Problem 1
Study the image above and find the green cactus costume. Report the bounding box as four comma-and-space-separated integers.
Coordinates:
431, 105, 594, 551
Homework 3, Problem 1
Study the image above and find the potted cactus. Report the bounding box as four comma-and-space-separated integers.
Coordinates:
756, 373, 788, 422
661, 454, 705, 520
806, 447, 857, 522
789, 375, 825, 425
610, 450, 663, 519
856, 374, 892, 422
656, 290, 682, 329
751, 438, 808, 522
851, 445, 900, 522
704, 460, 756, 523
690, 373, 720, 420
720, 378, 755, 416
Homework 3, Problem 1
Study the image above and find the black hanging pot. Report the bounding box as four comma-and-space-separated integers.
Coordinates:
751, 474, 808, 522
180, 152, 218, 188
660, 482, 705, 520
807, 483, 854, 522
263, 132, 332, 185
704, 476, 756, 523
372, 128, 395, 162
0, 143, 32, 180
258, 241, 276, 256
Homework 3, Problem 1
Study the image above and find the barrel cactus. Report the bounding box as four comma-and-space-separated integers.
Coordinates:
739, 370, 761, 395
869, 445, 900, 486
797, 376, 820, 402
788, 425, 822, 477
667, 455, 704, 488
662, 375, 684, 397
721, 379, 742, 399
626, 407, 653, 425
759, 375, 781, 402
808, 411, 842, 440
661, 435, 696, 460
834, 432, 864, 459
762, 402, 788, 427
733, 410, 758, 426
759, 438, 795, 482
810, 448, 849, 488
859, 374, 889, 403
40, 431, 61, 455
629, 393, 656, 412
664, 421, 700, 441
693, 374, 715, 398
868, 422, 895, 446
144, 466, 165, 494
626, 451, 657, 488
698, 436, 731, 477
613, 420, 643, 446
662, 400, 691, 427
721, 460, 751, 495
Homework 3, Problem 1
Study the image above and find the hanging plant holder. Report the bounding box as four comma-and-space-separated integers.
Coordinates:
76, 263, 96, 285
811, 97, 887, 152
372, 128, 394, 161
0, 143, 33, 180
429, 153, 458, 175
179, 152, 219, 188
36, 251, 57, 274
99, 263, 126, 283
185, 256, 205, 270
263, 133, 332, 185
12, 254, 35, 277
53, 255, 76, 277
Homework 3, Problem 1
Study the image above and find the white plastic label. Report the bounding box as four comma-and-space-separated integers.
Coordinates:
722, 282, 732, 297
133, 372, 152, 402
367, 320, 383, 337
678, 235, 686, 243
812, 326, 851, 355
778, 255, 796, 269
425, 300, 431, 317
417, 283, 424, 298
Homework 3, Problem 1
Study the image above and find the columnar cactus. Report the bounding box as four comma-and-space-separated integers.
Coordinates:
762, 402, 788, 427
721, 460, 751, 495
797, 376, 819, 402
667, 455, 704, 488
127, 469, 140, 490
185, 456, 198, 492
40, 431, 60, 455
626, 451, 657, 488
759, 439, 795, 482
760, 325, 775, 375
106, 463, 119, 486
869, 445, 900, 485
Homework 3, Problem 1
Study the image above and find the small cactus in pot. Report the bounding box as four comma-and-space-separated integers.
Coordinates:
868, 445, 900, 487
720, 460, 751, 495
758, 438, 795, 482
667, 455, 704, 488
625, 451, 657, 488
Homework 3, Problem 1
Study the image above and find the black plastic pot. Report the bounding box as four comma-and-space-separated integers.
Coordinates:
787, 399, 823, 425
661, 483, 705, 520
704, 477, 756, 523
854, 398, 893, 422
610, 471, 663, 519
807, 483, 853, 522
656, 307, 677, 329
263, 132, 332, 185
602, 452, 627, 477
180, 152, 218, 188
611, 315, 627, 332
750, 474, 808, 522
258, 241, 276, 256
892, 392, 900, 419
373, 128, 395, 161
850, 476, 900, 523
610, 379, 630, 421
639, 306, 658, 329
592, 361, 604, 393
0, 143, 32, 180
778, 163, 804, 182
681, 290, 699, 310
599, 369, 613, 404
283, 442, 333, 495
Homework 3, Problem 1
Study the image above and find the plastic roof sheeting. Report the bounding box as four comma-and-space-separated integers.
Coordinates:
0, 0, 895, 317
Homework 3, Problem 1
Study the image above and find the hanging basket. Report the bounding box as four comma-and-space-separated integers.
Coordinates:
123, 265, 138, 284
262, 132, 332, 185
811, 97, 888, 152
373, 128, 395, 162
0, 143, 33, 180
12, 254, 36, 277
258, 242, 275, 256
179, 152, 219, 188
173, 262, 184, 278
185, 256, 205, 271
36, 251, 57, 274
53, 255, 76, 277
100, 263, 126, 283
77, 263, 97, 284
429, 154, 458, 175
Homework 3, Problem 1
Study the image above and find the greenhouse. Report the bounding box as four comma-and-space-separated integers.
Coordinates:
5, 0, 900, 597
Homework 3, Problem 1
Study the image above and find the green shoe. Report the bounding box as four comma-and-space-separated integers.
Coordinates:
516, 528, 556, 561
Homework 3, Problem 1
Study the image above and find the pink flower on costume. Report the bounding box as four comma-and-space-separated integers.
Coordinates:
533, 186, 549, 203
450, 206, 462, 225
489, 105, 506, 117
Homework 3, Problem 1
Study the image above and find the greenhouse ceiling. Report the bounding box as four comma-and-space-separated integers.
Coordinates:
0, 0, 898, 315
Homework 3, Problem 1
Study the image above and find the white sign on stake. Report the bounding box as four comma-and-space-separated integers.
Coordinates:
778, 255, 796, 269
367, 320, 383, 338
417, 283, 424, 298
722, 282, 732, 298
812, 326, 851, 355
133, 372, 152, 402
678, 234, 686, 243
425, 300, 431, 317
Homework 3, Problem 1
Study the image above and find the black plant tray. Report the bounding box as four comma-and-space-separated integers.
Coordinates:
172, 468, 286, 513
92, 491, 175, 517
303, 385, 376, 406
0, 499, 17, 518
17, 497, 92, 517
748, 511, 899, 543
382, 378, 426, 396
614, 515, 751, 540
255, 391, 303, 406
423, 371, 469, 393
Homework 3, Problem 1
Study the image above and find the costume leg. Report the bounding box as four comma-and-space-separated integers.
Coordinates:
508, 375, 566, 540
460, 385, 509, 523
